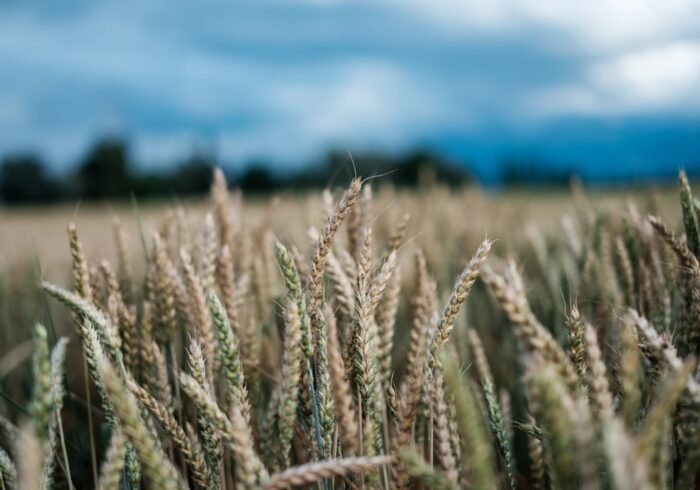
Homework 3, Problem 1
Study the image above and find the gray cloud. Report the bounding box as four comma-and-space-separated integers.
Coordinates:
1, 0, 700, 172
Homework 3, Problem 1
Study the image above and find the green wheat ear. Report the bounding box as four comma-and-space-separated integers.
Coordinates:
206, 292, 248, 405
679, 169, 700, 256
27, 322, 69, 490
29, 323, 52, 440
399, 449, 458, 490
96, 428, 127, 490
442, 350, 498, 490
99, 357, 182, 490
41, 281, 123, 368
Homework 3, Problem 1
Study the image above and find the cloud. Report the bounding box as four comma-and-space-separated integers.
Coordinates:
1, 0, 700, 170
591, 42, 700, 107
533, 42, 700, 117
0, 1, 469, 165
388, 0, 700, 53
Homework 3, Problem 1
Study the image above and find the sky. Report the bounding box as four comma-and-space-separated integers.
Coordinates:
2, 0, 700, 183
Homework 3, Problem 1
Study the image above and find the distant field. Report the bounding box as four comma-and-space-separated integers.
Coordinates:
0, 184, 683, 274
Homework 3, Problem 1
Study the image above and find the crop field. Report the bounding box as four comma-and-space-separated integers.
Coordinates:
0, 169, 697, 489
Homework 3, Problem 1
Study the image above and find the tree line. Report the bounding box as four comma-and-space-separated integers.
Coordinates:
0, 136, 473, 205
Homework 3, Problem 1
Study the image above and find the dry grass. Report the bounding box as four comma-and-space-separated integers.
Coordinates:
0, 170, 698, 489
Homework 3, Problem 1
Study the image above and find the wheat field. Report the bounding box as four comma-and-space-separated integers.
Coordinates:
0, 168, 698, 489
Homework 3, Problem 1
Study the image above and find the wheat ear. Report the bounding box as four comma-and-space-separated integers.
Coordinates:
376, 260, 401, 385
442, 350, 498, 490
96, 429, 127, 490
275, 297, 304, 467
430, 368, 459, 484
430, 239, 492, 357
307, 177, 362, 333
481, 263, 579, 394
467, 328, 515, 489
211, 167, 233, 251
565, 304, 587, 382
391, 251, 434, 489
67, 222, 93, 302
41, 282, 123, 369
263, 456, 391, 490
186, 341, 222, 478
180, 372, 267, 489
128, 380, 211, 487
398, 449, 458, 490
99, 358, 181, 490
619, 315, 642, 429
583, 322, 613, 421
325, 304, 359, 456
181, 249, 216, 382
29, 323, 52, 440
603, 417, 652, 490
635, 359, 695, 487
525, 361, 595, 489
151, 233, 178, 342
352, 226, 382, 457
679, 169, 700, 255
0, 448, 17, 489
207, 292, 251, 423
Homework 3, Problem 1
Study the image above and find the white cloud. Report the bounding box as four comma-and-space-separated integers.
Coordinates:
591, 42, 700, 106
270, 62, 451, 138
390, 0, 700, 53
212, 61, 462, 163
533, 41, 700, 116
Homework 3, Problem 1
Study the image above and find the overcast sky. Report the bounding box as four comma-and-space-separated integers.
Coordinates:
2, 0, 700, 181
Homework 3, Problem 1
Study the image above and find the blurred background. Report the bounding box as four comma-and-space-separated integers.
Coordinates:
4, 4, 700, 488
2, 0, 700, 203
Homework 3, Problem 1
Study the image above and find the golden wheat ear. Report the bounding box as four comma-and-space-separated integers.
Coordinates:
264, 455, 391, 490
391, 251, 434, 489
430, 369, 459, 485
481, 262, 579, 394
67, 222, 93, 303
127, 379, 212, 487
307, 177, 362, 331
211, 166, 234, 252
582, 322, 613, 422
430, 238, 493, 358
324, 304, 358, 457
272, 296, 304, 468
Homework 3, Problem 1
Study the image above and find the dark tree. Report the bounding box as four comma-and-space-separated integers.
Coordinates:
0, 154, 58, 204
502, 157, 571, 187
77, 137, 132, 199
317, 149, 470, 189
170, 154, 213, 195
240, 164, 278, 193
